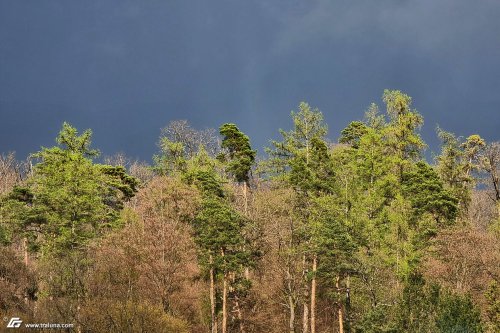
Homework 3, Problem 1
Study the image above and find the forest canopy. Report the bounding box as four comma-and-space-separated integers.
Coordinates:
0, 90, 499, 333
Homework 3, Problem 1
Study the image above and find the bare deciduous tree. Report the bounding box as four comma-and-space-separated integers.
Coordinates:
424, 227, 500, 316
481, 142, 500, 219
160, 120, 220, 157
0, 152, 27, 195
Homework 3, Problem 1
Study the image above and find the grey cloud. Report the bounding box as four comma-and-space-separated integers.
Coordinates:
0, 0, 498, 161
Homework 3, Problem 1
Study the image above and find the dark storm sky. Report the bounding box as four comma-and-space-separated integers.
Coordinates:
1, 0, 499, 162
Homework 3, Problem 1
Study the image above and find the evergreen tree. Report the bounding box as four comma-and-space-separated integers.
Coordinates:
402, 162, 458, 226
382, 89, 426, 178
396, 272, 439, 333
1, 122, 138, 256
395, 273, 483, 333
219, 123, 256, 185
267, 102, 352, 333
219, 123, 256, 215
435, 292, 483, 333
485, 281, 500, 332
339, 121, 368, 149
185, 147, 251, 333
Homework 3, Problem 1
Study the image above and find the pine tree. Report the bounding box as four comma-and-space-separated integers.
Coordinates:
1, 122, 138, 256
186, 148, 251, 333
339, 121, 368, 149
402, 161, 458, 226
219, 123, 256, 214
267, 102, 353, 333
435, 291, 483, 333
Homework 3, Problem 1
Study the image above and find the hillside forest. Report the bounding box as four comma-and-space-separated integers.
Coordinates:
1, 90, 499, 333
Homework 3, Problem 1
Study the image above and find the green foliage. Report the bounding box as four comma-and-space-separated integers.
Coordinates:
396, 272, 440, 332
462, 135, 486, 166
391, 272, 484, 333
219, 123, 256, 184
55, 121, 100, 157
185, 145, 253, 298
402, 162, 458, 226
436, 128, 470, 207
194, 197, 249, 271
266, 101, 328, 183
0, 91, 496, 333
339, 121, 368, 148
1, 123, 138, 256
311, 195, 357, 277
485, 281, 500, 332
266, 101, 336, 207
435, 292, 483, 333
182, 149, 225, 198
435, 129, 487, 216
154, 137, 187, 175
354, 306, 398, 333
355, 271, 483, 333
98, 164, 139, 208
435, 128, 486, 217
382, 89, 426, 174
290, 136, 337, 194
184, 169, 225, 198
0, 186, 34, 246
266, 101, 338, 201
153, 120, 220, 176
364, 102, 386, 130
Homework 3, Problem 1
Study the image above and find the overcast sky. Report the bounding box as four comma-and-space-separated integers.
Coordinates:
1, 0, 499, 161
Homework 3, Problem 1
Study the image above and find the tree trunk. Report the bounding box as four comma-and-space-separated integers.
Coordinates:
243, 181, 248, 216
345, 275, 351, 333
76, 293, 82, 333
302, 255, 309, 333
310, 255, 317, 333
242, 181, 250, 282
302, 301, 309, 333
235, 297, 245, 333
231, 272, 245, 333
210, 255, 218, 333
23, 237, 29, 266
336, 276, 344, 333
222, 250, 228, 333
289, 296, 296, 333
23, 237, 29, 305
287, 266, 295, 333
223, 275, 228, 333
